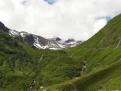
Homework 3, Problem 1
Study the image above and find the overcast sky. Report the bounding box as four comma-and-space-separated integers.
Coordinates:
0, 0, 121, 40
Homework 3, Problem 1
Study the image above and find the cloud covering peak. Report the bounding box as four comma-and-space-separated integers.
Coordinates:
0, 0, 121, 40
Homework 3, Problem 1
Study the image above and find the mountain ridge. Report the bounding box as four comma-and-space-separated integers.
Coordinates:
43, 14, 121, 91
0, 21, 82, 50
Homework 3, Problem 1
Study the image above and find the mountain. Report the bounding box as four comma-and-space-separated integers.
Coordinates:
40, 14, 121, 91
0, 21, 82, 91
1, 14, 121, 91
0, 22, 81, 50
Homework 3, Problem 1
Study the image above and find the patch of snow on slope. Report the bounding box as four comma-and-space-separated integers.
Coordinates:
9, 30, 19, 36
33, 37, 48, 49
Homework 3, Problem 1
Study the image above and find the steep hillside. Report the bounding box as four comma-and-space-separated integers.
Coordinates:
1, 13, 121, 91
0, 25, 81, 91
42, 14, 121, 91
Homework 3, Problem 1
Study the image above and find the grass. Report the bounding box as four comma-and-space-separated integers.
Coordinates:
39, 14, 121, 91
1, 14, 121, 91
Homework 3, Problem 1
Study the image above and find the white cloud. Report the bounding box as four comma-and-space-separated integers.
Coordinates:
0, 0, 121, 40
93, 18, 107, 33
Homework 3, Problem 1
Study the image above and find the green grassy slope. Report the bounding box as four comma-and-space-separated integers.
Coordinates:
0, 31, 80, 91
1, 14, 121, 91
0, 31, 43, 91
43, 14, 121, 91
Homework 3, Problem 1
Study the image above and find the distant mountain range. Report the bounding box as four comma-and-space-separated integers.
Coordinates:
0, 21, 82, 50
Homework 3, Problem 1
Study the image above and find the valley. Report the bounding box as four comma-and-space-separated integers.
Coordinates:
1, 14, 121, 91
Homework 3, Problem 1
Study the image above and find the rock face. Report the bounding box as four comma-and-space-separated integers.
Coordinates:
0, 21, 82, 50
0, 22, 9, 33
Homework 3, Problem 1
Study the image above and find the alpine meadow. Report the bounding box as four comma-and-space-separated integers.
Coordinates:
0, 10, 121, 91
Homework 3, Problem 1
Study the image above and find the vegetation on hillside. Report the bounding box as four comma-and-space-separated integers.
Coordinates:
0, 31, 81, 91
1, 14, 121, 91
42, 14, 121, 91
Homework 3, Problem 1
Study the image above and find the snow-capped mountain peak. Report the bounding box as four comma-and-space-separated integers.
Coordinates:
0, 21, 82, 50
